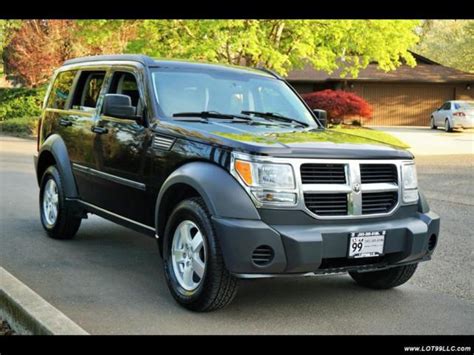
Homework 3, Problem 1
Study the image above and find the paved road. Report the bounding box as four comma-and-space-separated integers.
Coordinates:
1, 135, 473, 334
372, 126, 474, 156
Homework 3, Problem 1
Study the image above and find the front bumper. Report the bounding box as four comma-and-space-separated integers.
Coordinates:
213, 209, 440, 276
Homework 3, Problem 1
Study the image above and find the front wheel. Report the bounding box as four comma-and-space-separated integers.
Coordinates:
39, 165, 81, 239
349, 263, 418, 289
162, 197, 238, 311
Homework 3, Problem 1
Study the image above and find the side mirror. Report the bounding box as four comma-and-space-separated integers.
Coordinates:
313, 109, 328, 127
103, 94, 138, 120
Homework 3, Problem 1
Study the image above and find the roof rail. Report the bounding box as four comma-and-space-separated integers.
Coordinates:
63, 54, 156, 67
255, 66, 283, 80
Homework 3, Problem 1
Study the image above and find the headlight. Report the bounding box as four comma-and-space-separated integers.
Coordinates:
232, 154, 297, 206
401, 162, 418, 204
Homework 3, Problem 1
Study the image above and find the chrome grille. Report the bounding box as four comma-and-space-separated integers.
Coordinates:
360, 164, 397, 184
300, 161, 401, 218
362, 191, 398, 214
304, 193, 348, 216
300, 164, 346, 184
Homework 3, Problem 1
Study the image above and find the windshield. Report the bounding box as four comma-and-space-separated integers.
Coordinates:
454, 101, 474, 110
151, 68, 316, 126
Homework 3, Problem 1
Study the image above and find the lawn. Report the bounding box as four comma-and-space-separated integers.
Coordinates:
330, 126, 410, 149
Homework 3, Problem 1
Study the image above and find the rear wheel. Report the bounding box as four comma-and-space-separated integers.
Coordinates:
39, 166, 81, 239
430, 117, 437, 129
349, 264, 418, 290
162, 197, 238, 311
445, 119, 453, 132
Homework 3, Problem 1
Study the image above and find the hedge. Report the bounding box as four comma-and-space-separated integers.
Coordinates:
0, 86, 46, 121
0, 116, 38, 136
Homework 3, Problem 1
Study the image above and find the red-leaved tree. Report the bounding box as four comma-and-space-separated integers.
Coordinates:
301, 89, 373, 124
4, 20, 75, 87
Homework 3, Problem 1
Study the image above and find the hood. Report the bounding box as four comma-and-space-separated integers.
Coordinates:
155, 120, 413, 160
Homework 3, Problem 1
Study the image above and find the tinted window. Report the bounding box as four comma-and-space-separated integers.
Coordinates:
46, 70, 77, 109
107, 72, 140, 107
443, 102, 451, 110
71, 71, 106, 111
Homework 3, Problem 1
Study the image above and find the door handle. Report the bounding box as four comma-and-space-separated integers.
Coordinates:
91, 126, 108, 135
59, 118, 72, 127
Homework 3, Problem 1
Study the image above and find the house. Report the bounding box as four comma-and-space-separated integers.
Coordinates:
286, 52, 474, 126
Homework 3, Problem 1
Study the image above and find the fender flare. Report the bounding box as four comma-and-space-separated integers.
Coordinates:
155, 161, 260, 232
37, 134, 78, 198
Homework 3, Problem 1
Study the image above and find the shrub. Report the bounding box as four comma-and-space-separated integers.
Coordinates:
0, 116, 38, 136
0, 87, 45, 121
301, 89, 373, 124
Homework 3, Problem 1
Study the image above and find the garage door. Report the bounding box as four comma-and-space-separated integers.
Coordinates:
353, 83, 455, 126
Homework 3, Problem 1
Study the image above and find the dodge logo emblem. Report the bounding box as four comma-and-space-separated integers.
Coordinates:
353, 183, 361, 193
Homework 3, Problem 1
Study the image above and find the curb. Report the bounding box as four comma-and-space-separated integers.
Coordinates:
0, 267, 88, 335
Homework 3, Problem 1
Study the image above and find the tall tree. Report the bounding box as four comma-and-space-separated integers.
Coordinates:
4, 20, 75, 87
416, 20, 474, 73
127, 20, 421, 76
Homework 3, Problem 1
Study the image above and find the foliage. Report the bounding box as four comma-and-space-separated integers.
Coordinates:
2, 20, 421, 88
128, 20, 420, 77
0, 87, 45, 120
0, 116, 38, 136
301, 89, 373, 123
3, 20, 76, 87
416, 20, 474, 73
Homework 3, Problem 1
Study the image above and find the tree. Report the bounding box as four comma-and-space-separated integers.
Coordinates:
128, 20, 421, 76
416, 20, 474, 73
3, 20, 75, 87
301, 89, 373, 124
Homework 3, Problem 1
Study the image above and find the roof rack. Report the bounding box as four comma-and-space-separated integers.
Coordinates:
63, 54, 156, 67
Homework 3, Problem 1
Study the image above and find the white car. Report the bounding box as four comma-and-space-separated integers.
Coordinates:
430, 100, 474, 132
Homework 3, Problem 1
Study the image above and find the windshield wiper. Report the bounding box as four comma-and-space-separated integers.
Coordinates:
241, 110, 309, 127
173, 111, 253, 122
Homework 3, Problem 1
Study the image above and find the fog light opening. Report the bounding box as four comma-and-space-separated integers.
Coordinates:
428, 234, 437, 251
251, 245, 275, 266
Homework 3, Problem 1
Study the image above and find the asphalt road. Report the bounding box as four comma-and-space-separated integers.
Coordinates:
1, 135, 473, 334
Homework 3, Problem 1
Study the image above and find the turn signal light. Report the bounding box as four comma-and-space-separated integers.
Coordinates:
235, 160, 253, 185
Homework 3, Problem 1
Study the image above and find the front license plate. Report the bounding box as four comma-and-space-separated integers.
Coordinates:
348, 231, 385, 258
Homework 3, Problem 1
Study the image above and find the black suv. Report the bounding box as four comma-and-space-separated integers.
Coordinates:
34, 55, 440, 311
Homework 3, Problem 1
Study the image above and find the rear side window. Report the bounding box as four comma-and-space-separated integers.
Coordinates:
71, 71, 106, 112
46, 70, 77, 110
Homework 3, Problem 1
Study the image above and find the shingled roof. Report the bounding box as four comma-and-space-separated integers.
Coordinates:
286, 52, 474, 83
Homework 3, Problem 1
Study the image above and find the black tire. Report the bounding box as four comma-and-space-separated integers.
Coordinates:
39, 165, 81, 239
430, 117, 437, 129
445, 119, 453, 132
162, 197, 238, 312
349, 263, 418, 290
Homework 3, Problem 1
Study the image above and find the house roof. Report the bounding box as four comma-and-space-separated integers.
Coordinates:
286, 52, 474, 83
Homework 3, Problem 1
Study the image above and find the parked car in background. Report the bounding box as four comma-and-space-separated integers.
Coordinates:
430, 100, 474, 132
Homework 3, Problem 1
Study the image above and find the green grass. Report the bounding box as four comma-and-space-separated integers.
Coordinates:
330, 126, 410, 149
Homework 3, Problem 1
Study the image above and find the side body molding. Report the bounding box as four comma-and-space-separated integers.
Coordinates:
155, 161, 260, 230
37, 134, 78, 198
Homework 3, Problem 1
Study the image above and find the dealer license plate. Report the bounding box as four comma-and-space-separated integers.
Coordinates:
348, 231, 385, 258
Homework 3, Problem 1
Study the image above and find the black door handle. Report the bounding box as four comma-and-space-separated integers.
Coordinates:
59, 119, 72, 127
91, 126, 108, 134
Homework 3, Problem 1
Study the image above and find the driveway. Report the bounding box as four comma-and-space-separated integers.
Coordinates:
372, 126, 474, 156
0, 135, 473, 334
